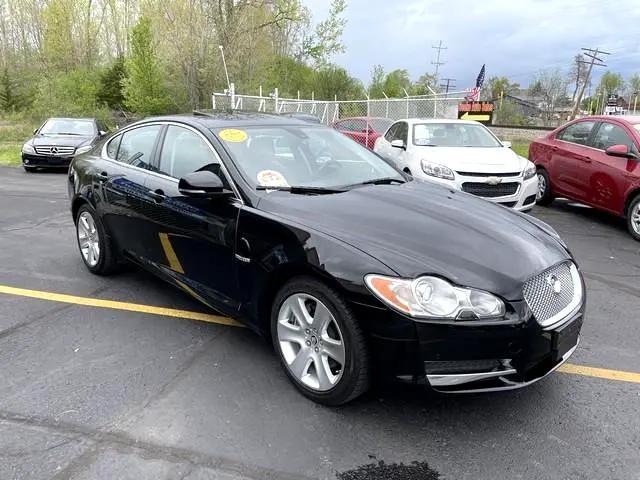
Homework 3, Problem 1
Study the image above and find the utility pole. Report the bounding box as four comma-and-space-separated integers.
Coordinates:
431, 40, 447, 79
440, 78, 456, 94
570, 47, 609, 119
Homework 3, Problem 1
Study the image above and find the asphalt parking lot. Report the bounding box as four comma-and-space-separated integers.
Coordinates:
0, 166, 639, 480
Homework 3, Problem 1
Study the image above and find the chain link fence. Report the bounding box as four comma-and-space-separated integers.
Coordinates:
211, 85, 465, 124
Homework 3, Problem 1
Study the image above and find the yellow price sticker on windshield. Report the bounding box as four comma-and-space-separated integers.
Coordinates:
219, 129, 248, 143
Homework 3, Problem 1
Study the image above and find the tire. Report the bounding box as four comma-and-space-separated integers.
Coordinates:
271, 276, 370, 405
75, 204, 119, 275
535, 169, 554, 206
626, 195, 640, 241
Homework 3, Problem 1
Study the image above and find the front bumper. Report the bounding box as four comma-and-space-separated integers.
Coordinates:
417, 172, 539, 211
22, 153, 73, 168
357, 300, 584, 393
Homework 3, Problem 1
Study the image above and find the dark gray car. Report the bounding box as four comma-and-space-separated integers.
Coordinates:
22, 117, 107, 171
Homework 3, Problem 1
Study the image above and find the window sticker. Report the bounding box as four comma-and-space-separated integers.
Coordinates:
257, 170, 289, 188
219, 129, 248, 143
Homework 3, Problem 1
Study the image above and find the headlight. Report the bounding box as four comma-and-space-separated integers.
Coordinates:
365, 274, 505, 321
22, 143, 35, 154
75, 145, 92, 155
523, 161, 536, 180
421, 160, 454, 180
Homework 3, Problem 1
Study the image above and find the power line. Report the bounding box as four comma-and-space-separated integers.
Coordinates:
571, 47, 610, 119
431, 40, 447, 78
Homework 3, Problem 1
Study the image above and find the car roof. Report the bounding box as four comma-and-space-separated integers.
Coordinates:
581, 115, 640, 125
400, 118, 481, 125
141, 112, 312, 129
47, 117, 96, 121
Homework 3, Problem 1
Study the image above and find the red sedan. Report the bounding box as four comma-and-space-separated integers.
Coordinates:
332, 117, 392, 149
531, 115, 640, 239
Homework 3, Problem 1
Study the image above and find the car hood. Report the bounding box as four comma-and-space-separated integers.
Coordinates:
29, 134, 94, 148
258, 180, 570, 300
416, 146, 527, 173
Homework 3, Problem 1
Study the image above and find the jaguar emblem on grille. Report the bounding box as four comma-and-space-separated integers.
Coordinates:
546, 274, 562, 294
50, 146, 59, 155
486, 176, 502, 185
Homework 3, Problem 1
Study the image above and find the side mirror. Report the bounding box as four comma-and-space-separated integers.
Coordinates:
502, 141, 512, 148
33, 128, 38, 135
99, 130, 107, 137
605, 144, 637, 159
178, 170, 225, 197
391, 139, 406, 150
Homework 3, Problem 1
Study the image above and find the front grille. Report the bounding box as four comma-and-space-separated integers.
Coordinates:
456, 171, 521, 177
523, 262, 582, 328
462, 182, 519, 198
34, 145, 76, 156
499, 201, 517, 208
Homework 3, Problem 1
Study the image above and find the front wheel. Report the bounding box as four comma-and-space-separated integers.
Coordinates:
75, 205, 119, 275
535, 169, 554, 206
626, 195, 640, 241
271, 277, 370, 405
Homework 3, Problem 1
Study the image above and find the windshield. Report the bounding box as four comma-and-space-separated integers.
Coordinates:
40, 119, 95, 136
370, 118, 393, 132
214, 126, 403, 189
413, 123, 502, 147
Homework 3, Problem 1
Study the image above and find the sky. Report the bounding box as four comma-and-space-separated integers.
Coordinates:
304, 0, 640, 92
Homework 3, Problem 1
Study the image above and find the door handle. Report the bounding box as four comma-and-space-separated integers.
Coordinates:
149, 189, 166, 203
582, 156, 592, 163
96, 171, 108, 181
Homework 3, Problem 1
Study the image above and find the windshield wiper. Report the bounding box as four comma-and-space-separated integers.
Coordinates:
53, 132, 83, 136
353, 177, 407, 186
256, 185, 345, 194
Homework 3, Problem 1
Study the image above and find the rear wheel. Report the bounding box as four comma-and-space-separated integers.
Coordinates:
626, 195, 640, 241
75, 205, 119, 275
271, 277, 369, 405
535, 169, 554, 206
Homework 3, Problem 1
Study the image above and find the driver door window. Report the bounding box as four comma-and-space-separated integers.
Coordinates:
158, 126, 219, 179
591, 123, 636, 151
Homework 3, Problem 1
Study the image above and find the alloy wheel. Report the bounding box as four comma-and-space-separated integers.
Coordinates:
77, 211, 100, 267
276, 293, 346, 391
631, 202, 640, 235
537, 173, 546, 200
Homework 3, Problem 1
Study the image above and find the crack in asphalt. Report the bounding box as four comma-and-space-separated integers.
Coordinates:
0, 410, 315, 480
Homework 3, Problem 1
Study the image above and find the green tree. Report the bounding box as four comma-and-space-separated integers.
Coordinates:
368, 64, 385, 98
485, 76, 520, 101
313, 65, 363, 100
0, 69, 17, 112
302, 0, 347, 66
97, 57, 126, 110
122, 16, 172, 115
412, 72, 438, 95
382, 69, 412, 98
597, 71, 624, 97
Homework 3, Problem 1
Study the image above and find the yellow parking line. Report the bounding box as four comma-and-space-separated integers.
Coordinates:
558, 363, 640, 384
0, 284, 243, 327
1, 284, 640, 384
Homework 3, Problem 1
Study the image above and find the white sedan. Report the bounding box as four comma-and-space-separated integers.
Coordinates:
373, 119, 538, 211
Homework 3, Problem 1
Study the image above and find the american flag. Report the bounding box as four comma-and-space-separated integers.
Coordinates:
466, 64, 486, 101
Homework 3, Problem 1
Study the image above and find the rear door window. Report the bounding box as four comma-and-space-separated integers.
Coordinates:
556, 121, 595, 146
117, 125, 162, 170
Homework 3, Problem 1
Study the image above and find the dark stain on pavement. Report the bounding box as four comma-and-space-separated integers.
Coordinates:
337, 460, 441, 480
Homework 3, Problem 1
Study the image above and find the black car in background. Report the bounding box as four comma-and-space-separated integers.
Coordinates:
22, 117, 107, 171
67, 113, 585, 405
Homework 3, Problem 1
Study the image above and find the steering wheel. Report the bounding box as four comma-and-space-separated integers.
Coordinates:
317, 159, 342, 177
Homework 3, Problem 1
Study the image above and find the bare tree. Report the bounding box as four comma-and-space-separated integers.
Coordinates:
530, 69, 568, 126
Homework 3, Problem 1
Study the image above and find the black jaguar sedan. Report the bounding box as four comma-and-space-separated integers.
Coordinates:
22, 117, 107, 171
67, 113, 585, 405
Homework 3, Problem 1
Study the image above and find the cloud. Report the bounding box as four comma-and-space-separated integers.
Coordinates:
305, 0, 640, 91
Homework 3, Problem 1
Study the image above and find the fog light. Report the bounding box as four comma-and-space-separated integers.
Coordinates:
24, 159, 30, 164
